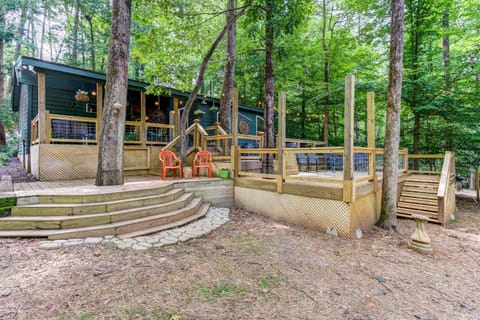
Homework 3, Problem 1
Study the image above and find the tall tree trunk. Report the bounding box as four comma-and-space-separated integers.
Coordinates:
442, 10, 450, 93
378, 0, 404, 231
413, 113, 420, 169
39, 3, 47, 59
14, 6, 27, 60
0, 9, 5, 146
262, 0, 275, 173
95, 0, 132, 186
85, 15, 96, 71
219, 0, 236, 132
72, 0, 81, 65
321, 0, 329, 146
179, 9, 245, 162
301, 87, 306, 139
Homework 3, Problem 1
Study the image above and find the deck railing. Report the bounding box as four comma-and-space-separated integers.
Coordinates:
437, 151, 456, 225
31, 114, 39, 144
406, 153, 444, 175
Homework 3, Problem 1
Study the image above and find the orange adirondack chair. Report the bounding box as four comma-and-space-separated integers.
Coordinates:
193, 150, 212, 178
159, 150, 182, 180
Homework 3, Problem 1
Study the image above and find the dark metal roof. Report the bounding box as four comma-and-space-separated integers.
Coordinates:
12, 56, 264, 114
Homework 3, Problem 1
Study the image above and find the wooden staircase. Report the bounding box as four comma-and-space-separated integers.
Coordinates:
0, 183, 210, 240
397, 175, 441, 223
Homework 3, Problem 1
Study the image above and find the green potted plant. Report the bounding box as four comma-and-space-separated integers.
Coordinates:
219, 168, 230, 179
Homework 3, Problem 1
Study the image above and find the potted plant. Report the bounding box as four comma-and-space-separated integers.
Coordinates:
193, 109, 205, 119
75, 90, 90, 102
219, 168, 230, 179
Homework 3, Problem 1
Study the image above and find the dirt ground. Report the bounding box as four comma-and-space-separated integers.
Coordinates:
1, 159, 480, 320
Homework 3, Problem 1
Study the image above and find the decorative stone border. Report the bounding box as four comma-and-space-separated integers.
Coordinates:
38, 207, 230, 250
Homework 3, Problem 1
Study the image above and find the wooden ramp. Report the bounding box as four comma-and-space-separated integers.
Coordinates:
397, 175, 441, 223
0, 181, 209, 239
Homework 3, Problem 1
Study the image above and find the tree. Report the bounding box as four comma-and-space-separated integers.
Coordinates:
378, 0, 405, 230
95, 0, 132, 186
219, 0, 236, 132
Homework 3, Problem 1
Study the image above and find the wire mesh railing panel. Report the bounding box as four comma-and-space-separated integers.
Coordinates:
408, 157, 443, 174
238, 150, 277, 176
124, 124, 141, 143
146, 127, 169, 144
51, 118, 96, 143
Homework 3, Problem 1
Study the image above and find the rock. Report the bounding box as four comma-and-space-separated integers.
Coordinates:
326, 226, 338, 237
39, 242, 62, 250
93, 250, 102, 257
0, 289, 11, 297
85, 237, 104, 244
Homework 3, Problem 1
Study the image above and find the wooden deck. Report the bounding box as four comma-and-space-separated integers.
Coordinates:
9, 176, 220, 198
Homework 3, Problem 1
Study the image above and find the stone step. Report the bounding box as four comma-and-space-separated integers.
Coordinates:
16, 183, 174, 205
119, 202, 210, 238
397, 201, 438, 213
11, 188, 184, 216
48, 197, 204, 240
0, 192, 194, 230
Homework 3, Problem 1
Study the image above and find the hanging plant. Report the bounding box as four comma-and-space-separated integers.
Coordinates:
75, 90, 90, 102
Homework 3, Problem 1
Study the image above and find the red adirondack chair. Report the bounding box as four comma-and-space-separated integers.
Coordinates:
159, 150, 182, 180
193, 150, 212, 178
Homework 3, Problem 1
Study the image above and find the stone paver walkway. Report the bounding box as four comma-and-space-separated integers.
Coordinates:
38, 207, 230, 250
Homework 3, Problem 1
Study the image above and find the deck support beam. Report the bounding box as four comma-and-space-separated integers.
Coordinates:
277, 92, 286, 193
343, 75, 355, 202
232, 88, 239, 178
37, 72, 47, 144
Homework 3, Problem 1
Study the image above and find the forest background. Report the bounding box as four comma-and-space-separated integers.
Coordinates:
0, 0, 478, 176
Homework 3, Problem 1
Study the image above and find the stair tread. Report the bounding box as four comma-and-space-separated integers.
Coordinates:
401, 191, 438, 199
398, 202, 438, 212
397, 213, 440, 224
399, 197, 438, 205
396, 207, 439, 217
47, 197, 203, 239
14, 188, 183, 209
119, 202, 210, 238
402, 187, 438, 194
2, 193, 194, 223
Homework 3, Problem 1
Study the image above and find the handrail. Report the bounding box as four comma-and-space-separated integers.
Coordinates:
437, 151, 455, 225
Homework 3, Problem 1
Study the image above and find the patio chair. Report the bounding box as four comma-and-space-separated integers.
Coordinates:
325, 153, 343, 173
307, 153, 319, 172
193, 150, 213, 178
354, 153, 368, 171
159, 150, 182, 180
296, 153, 309, 172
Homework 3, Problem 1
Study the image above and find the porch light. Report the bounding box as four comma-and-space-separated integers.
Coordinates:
91, 91, 96, 96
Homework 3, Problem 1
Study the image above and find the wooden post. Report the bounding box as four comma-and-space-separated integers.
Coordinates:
277, 92, 286, 193
37, 72, 47, 144
232, 88, 239, 178
173, 97, 179, 138
140, 92, 146, 146
343, 75, 355, 202
96, 83, 103, 138
232, 88, 239, 148
367, 92, 377, 191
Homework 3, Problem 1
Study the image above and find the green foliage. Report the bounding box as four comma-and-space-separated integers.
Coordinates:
195, 281, 245, 301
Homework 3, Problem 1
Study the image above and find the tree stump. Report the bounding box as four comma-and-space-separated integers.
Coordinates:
408, 214, 433, 254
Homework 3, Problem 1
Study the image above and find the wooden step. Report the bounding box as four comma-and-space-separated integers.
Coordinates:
404, 181, 438, 189
0, 193, 194, 230
396, 207, 439, 218
16, 183, 174, 205
397, 201, 438, 213
402, 186, 438, 194
397, 213, 440, 224
406, 175, 440, 183
400, 191, 438, 200
399, 196, 438, 206
11, 188, 184, 217
47, 197, 204, 240
119, 202, 210, 238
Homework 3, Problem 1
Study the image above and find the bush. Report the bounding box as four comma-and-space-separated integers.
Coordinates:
0, 133, 18, 166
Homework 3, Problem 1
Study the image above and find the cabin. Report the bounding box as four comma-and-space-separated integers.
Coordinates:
10, 56, 264, 180
4, 58, 456, 240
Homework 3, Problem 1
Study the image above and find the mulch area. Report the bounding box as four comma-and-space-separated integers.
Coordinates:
0, 157, 36, 183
